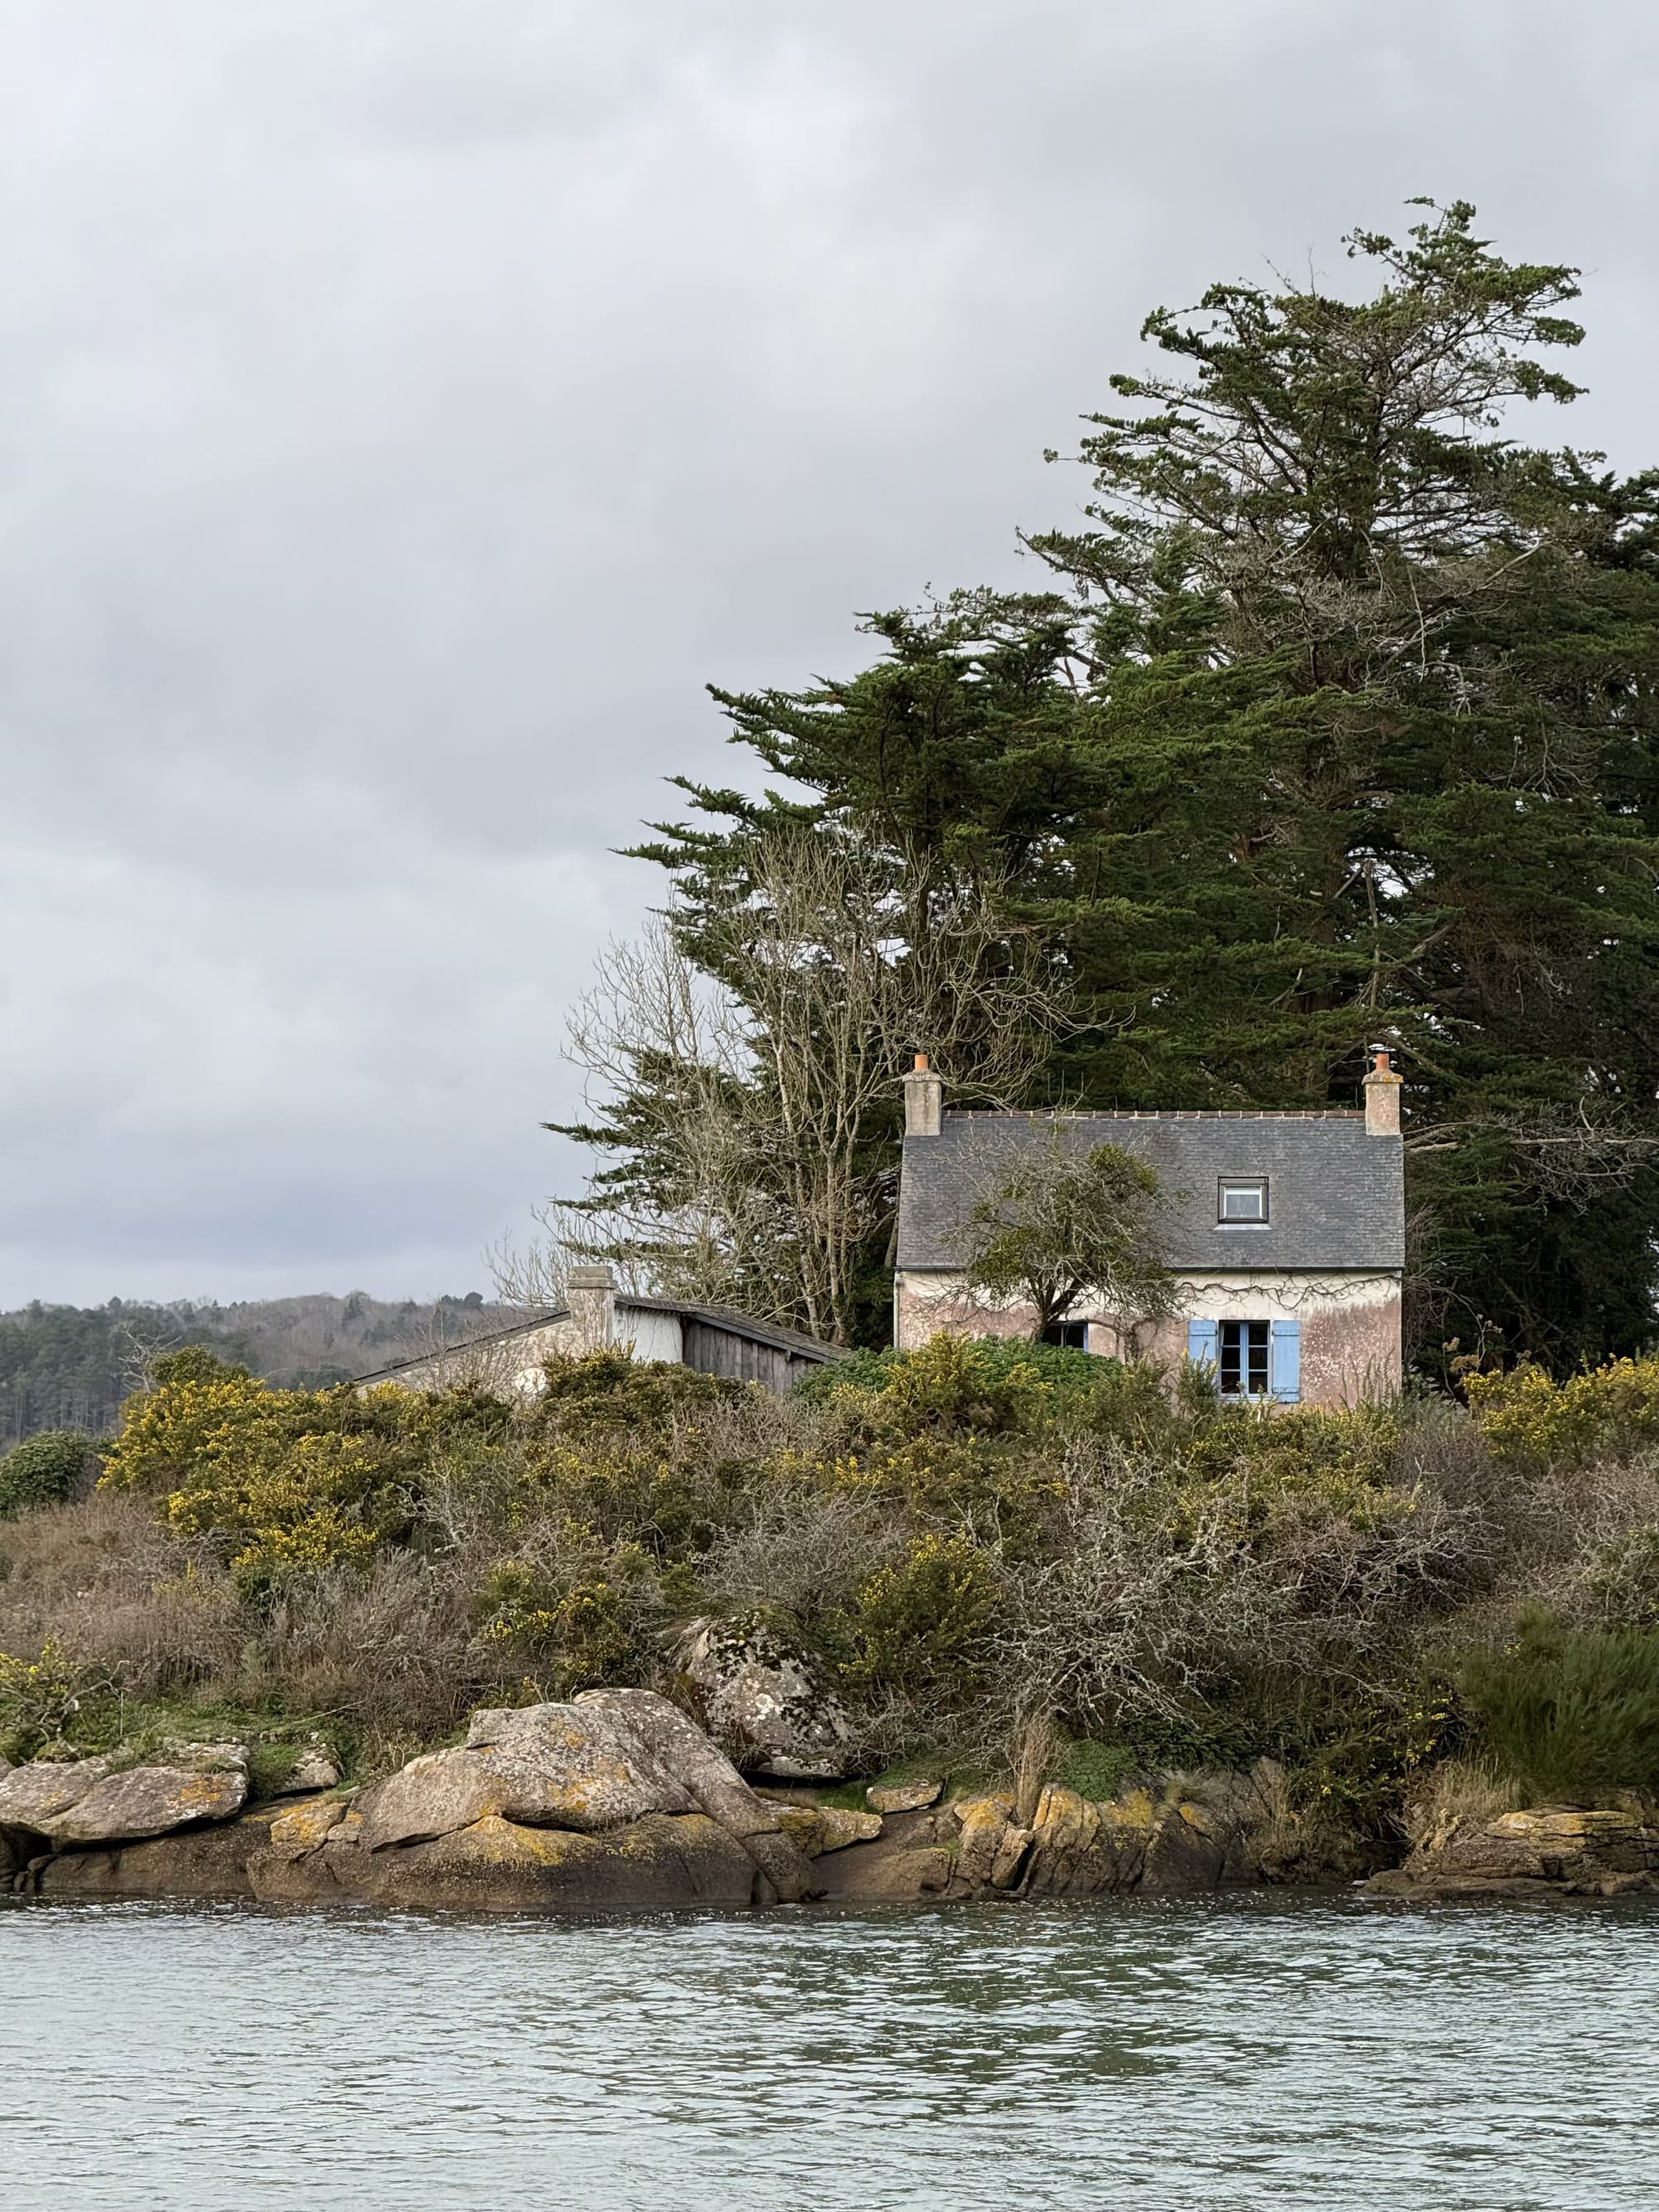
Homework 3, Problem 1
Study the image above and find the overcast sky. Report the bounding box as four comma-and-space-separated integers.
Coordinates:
3, 1, 1655, 1308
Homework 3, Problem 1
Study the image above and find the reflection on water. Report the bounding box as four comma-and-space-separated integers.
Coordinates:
3, 1892, 1655, 2210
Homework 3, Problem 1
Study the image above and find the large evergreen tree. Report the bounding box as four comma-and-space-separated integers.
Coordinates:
605, 202, 1659, 1371
1024, 202, 1659, 1368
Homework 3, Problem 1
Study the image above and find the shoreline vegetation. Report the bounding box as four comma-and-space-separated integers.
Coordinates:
5, 1339, 1659, 1909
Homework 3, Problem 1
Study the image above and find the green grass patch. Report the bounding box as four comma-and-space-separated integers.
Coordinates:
1457, 1612, 1659, 1800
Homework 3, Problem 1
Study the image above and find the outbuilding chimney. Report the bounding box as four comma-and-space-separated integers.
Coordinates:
903, 1053, 943, 1138
565, 1263, 617, 1349
1363, 1046, 1404, 1137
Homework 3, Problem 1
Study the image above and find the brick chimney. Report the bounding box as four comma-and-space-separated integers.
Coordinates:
902, 1053, 943, 1138
565, 1263, 616, 1349
1364, 1046, 1404, 1136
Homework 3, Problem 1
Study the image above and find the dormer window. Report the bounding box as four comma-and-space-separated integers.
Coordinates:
1219, 1177, 1268, 1224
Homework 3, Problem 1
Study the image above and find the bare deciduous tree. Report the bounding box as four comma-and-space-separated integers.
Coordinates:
512, 833, 1071, 1344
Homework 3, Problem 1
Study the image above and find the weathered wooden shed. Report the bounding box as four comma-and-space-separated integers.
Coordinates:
353, 1266, 843, 1399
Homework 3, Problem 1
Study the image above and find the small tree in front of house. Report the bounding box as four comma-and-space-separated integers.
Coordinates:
961, 1139, 1178, 1345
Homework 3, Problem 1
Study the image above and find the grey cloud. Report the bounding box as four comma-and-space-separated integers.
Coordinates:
3, 0, 1655, 1302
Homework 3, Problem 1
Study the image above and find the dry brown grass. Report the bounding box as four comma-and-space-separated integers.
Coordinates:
0, 1492, 522, 1749
1400, 1757, 1520, 1849
0, 1492, 245, 1694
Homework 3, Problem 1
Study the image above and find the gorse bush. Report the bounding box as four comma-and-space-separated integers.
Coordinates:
0, 1637, 109, 1762
2, 1337, 1657, 1815
800, 1334, 1123, 1431
0, 1429, 97, 1518
102, 1349, 511, 1597
1467, 1355, 1659, 1473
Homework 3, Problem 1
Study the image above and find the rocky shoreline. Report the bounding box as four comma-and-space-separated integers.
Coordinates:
0, 1686, 1340, 1911
7, 1688, 1657, 1913
1365, 1806, 1659, 1902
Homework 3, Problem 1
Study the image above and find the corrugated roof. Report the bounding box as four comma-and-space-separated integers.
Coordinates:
897, 1111, 1404, 1276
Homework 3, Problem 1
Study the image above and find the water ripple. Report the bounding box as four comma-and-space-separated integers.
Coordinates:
2, 1893, 1655, 2210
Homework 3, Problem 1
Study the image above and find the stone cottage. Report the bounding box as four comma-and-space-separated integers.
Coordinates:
893, 1053, 1406, 1407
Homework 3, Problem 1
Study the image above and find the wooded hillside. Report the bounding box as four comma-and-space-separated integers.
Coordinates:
0, 1293, 513, 1444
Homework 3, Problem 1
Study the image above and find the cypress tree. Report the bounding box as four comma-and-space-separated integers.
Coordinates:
1028, 202, 1659, 1369
617, 203, 1659, 1371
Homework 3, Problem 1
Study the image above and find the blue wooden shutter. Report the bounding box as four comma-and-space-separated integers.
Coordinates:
1270, 1319, 1301, 1403
1188, 1318, 1219, 1373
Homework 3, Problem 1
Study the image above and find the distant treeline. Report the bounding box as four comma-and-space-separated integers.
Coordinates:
0, 1293, 516, 1444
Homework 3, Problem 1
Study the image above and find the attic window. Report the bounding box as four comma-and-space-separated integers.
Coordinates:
1219, 1177, 1268, 1224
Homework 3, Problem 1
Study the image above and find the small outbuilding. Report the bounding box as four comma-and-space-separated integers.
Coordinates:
355, 1266, 844, 1399
893, 1053, 1407, 1409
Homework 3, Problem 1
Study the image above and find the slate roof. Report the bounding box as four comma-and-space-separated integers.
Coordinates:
896, 1111, 1404, 1276
353, 1293, 843, 1384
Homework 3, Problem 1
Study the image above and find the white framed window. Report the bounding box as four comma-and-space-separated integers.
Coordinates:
1041, 1319, 1089, 1349
1188, 1316, 1301, 1403
1219, 1177, 1268, 1223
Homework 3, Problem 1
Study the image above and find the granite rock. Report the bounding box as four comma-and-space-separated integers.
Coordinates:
674, 1615, 856, 1782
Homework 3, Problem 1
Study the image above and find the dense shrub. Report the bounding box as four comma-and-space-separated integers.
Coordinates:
800, 1334, 1122, 1430
101, 1350, 512, 1596
1456, 1612, 1659, 1799
0, 1429, 97, 1517
1467, 1355, 1659, 1473
0, 1637, 110, 1762
2, 1338, 1658, 1812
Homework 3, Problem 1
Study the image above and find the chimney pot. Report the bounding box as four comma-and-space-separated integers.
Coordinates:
902, 1053, 943, 1138
1363, 1045, 1404, 1136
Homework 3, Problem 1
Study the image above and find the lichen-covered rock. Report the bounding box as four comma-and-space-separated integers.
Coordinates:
357, 1734, 692, 1855
1370, 1804, 1659, 1900
941, 1766, 1307, 1901
572, 1688, 814, 1899
260, 1689, 816, 1912
0, 1755, 114, 1838
773, 1804, 883, 1856
868, 1777, 943, 1814
675, 1616, 856, 1782
46, 1760, 249, 1848
250, 1795, 784, 1913
7, 1697, 819, 1913
1020, 1784, 1139, 1895
160, 1738, 250, 1772
846, 1845, 953, 1900
30, 1807, 282, 1899
265, 1794, 356, 1860
363, 1811, 763, 1913
275, 1743, 343, 1796
0, 1747, 248, 1850
246, 1797, 364, 1903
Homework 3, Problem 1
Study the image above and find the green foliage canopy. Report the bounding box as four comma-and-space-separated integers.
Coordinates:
961, 1140, 1176, 1341
0, 1431, 96, 1519
632, 200, 1659, 1373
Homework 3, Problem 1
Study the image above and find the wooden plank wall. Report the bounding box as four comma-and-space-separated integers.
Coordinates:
681, 1320, 796, 1394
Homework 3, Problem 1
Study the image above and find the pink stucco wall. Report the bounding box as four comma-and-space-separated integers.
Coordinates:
895, 1271, 1403, 1408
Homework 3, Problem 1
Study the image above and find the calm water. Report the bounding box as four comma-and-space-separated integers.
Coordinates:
2, 1893, 1655, 2210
